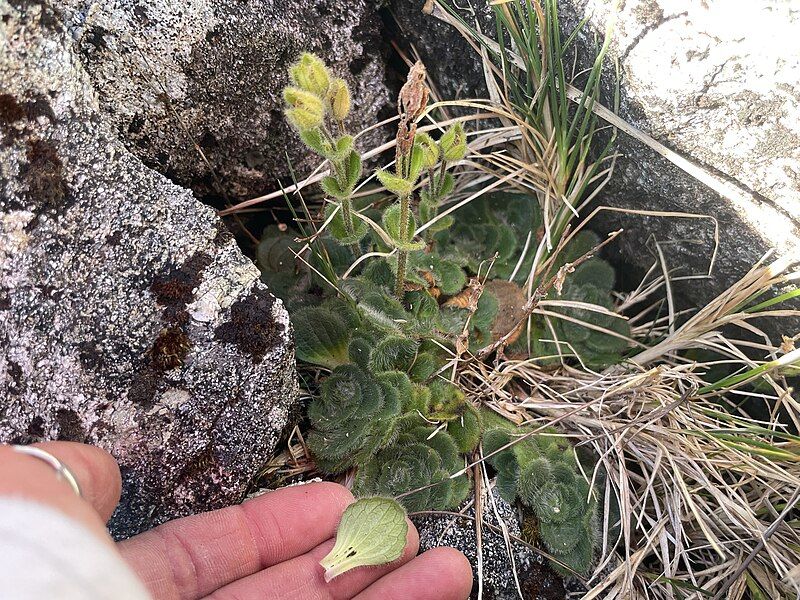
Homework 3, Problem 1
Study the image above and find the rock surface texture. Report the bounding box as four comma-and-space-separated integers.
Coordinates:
561, 0, 800, 314
47, 0, 392, 200
395, 0, 799, 326
0, 1, 298, 539
413, 488, 567, 600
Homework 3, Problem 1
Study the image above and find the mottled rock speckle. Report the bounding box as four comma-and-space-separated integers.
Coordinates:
413, 488, 566, 600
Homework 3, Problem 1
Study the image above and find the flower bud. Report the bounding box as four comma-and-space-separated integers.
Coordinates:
439, 123, 467, 161
327, 78, 351, 121
286, 107, 324, 131
415, 132, 440, 169
289, 53, 331, 98
284, 86, 325, 131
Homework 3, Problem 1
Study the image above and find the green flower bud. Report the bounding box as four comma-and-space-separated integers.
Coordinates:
414, 132, 440, 169
284, 87, 325, 131
284, 86, 324, 111
285, 107, 323, 131
327, 78, 351, 121
440, 123, 468, 161
289, 52, 331, 97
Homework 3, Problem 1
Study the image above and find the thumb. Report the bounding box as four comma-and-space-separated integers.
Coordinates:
0, 441, 122, 544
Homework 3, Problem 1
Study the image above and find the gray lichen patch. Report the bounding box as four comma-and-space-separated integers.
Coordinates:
1, 0, 298, 539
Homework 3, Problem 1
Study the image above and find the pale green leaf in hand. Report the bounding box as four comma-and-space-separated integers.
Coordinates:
320, 497, 408, 582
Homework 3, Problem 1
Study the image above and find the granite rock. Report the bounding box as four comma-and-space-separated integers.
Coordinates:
559, 0, 800, 319
47, 0, 392, 200
0, 0, 298, 539
390, 0, 492, 106
412, 487, 567, 600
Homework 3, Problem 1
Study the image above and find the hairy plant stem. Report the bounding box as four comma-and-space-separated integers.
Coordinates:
323, 125, 355, 238
394, 193, 410, 299
338, 189, 355, 237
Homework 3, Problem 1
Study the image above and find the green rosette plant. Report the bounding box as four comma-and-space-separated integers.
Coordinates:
261, 51, 634, 584
482, 412, 599, 575
354, 425, 471, 512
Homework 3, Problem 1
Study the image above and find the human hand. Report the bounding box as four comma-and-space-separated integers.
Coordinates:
0, 442, 473, 599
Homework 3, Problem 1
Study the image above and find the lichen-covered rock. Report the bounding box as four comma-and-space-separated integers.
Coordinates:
47, 0, 391, 199
394, 0, 799, 329
412, 487, 566, 600
0, 0, 298, 539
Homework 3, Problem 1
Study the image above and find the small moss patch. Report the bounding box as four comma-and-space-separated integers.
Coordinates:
150, 326, 191, 370
55, 407, 86, 441
214, 287, 284, 362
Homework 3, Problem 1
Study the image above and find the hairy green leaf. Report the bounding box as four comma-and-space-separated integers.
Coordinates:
370, 335, 419, 372
293, 305, 355, 369
300, 129, 333, 157
382, 205, 425, 251
324, 203, 369, 245
376, 169, 413, 197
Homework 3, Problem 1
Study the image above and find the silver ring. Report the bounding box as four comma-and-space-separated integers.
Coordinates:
12, 445, 82, 498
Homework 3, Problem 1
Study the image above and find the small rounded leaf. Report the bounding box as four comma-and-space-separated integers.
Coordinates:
440, 122, 467, 161
324, 203, 368, 244
293, 305, 352, 369
415, 132, 440, 169
437, 171, 455, 197
408, 144, 425, 183
376, 169, 413, 197
345, 150, 362, 190
330, 135, 354, 162
382, 205, 425, 251
320, 497, 408, 582
321, 175, 348, 200
300, 129, 334, 158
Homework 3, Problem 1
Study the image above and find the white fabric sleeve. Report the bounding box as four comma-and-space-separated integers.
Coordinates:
0, 497, 152, 600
